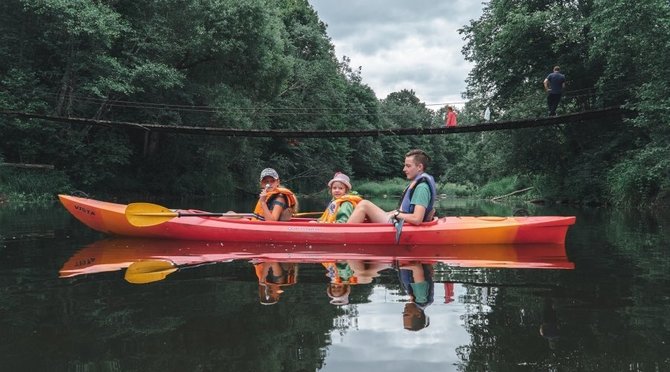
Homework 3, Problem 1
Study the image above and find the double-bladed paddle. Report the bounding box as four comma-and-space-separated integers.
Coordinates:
125, 202, 321, 227
126, 202, 253, 227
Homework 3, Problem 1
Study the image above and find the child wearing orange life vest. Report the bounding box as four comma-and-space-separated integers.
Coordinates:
253, 168, 298, 221
318, 172, 362, 223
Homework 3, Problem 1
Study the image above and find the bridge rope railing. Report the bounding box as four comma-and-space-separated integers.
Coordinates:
0, 106, 625, 138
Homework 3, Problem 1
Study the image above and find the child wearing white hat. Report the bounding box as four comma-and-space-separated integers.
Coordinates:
317, 172, 363, 223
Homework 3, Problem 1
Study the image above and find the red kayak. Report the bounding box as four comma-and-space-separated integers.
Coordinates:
59, 194, 576, 245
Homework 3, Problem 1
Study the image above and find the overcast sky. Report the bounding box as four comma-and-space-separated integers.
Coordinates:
308, 0, 485, 109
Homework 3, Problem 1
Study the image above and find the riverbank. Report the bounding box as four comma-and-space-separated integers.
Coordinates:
0, 168, 617, 208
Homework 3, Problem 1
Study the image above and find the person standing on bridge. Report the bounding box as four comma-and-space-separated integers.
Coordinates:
544, 66, 566, 116
445, 106, 457, 127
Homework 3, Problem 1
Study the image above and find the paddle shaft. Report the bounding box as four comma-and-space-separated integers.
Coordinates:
131, 211, 255, 218
166, 211, 321, 218
125, 201, 322, 227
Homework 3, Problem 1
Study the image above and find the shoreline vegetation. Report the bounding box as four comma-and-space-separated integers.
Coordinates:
0, 169, 599, 209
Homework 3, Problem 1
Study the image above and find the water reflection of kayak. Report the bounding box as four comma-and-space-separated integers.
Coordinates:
59, 194, 576, 245
59, 238, 574, 279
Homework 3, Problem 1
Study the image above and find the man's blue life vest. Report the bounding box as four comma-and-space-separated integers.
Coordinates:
398, 173, 437, 222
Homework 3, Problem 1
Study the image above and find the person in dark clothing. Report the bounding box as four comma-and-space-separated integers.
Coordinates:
544, 66, 566, 116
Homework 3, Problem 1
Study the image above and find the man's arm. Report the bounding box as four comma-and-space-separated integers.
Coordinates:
395, 205, 426, 226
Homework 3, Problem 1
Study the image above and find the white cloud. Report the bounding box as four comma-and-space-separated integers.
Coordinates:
309, 0, 484, 107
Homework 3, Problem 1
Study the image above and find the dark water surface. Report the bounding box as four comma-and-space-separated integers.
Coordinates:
1, 196, 669, 371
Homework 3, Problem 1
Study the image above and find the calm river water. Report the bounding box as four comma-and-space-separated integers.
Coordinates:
0, 196, 668, 371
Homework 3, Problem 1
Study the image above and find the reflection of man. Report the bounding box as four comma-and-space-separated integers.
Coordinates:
399, 262, 434, 331
403, 303, 429, 331
253, 261, 298, 305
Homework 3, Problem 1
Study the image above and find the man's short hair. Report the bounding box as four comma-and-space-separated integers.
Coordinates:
403, 303, 430, 331
553, 66, 560, 71
405, 149, 430, 171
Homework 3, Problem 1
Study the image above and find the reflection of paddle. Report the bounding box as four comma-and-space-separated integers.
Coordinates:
124, 260, 179, 284
124, 259, 221, 284
125, 202, 321, 227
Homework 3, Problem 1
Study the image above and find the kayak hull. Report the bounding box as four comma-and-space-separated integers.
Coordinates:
58, 195, 576, 245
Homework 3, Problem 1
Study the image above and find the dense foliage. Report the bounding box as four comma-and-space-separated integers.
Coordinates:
0, 0, 452, 199
0, 0, 668, 206
455, 0, 670, 206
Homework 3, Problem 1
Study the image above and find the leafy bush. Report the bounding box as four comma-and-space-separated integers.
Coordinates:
608, 146, 670, 207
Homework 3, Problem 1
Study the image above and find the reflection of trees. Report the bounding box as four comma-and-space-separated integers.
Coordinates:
455, 286, 557, 371
1, 262, 341, 371
451, 262, 670, 371
0, 205, 74, 242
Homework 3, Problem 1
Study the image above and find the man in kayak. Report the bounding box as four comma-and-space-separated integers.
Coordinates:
346, 149, 437, 225
253, 168, 298, 221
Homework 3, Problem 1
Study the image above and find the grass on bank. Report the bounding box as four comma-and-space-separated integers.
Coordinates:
0, 166, 539, 208
355, 178, 476, 198
0, 168, 73, 207
355, 175, 540, 201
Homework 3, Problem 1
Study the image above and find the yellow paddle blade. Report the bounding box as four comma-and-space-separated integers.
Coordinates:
125, 202, 179, 227
124, 260, 178, 284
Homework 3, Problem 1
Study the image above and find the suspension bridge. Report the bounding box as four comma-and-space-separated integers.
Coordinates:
0, 106, 624, 138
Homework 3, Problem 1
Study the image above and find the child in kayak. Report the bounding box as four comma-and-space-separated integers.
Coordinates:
317, 172, 362, 223
253, 168, 298, 221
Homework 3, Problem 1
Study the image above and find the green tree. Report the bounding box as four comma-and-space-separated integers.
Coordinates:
458, 0, 670, 204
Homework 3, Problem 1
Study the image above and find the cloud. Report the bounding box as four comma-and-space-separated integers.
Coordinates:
309, 0, 484, 107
